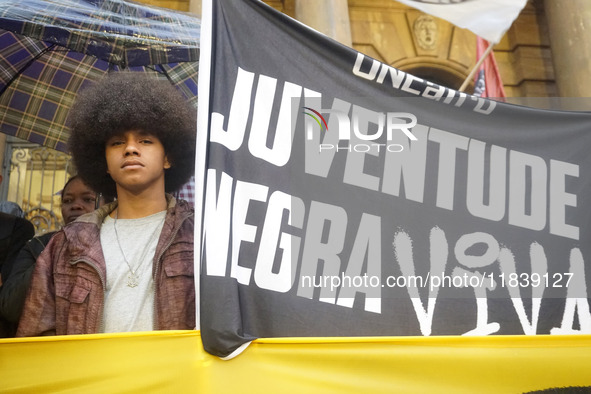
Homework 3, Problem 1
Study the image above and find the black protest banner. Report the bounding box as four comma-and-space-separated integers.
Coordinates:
197, 0, 591, 358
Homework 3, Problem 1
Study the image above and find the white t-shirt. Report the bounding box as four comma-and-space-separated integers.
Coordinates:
100, 211, 166, 333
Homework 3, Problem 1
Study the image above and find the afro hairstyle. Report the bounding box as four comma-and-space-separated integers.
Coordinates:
67, 72, 196, 199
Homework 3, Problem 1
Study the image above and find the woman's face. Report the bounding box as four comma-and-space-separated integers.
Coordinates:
61, 178, 98, 224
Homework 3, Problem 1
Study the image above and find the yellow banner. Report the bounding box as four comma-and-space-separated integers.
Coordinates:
1, 332, 591, 393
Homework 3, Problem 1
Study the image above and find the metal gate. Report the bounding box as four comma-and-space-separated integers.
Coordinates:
1, 136, 73, 234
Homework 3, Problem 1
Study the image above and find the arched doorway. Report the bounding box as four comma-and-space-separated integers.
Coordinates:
396, 60, 472, 92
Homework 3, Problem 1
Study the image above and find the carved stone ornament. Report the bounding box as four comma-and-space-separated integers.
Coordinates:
414, 15, 437, 50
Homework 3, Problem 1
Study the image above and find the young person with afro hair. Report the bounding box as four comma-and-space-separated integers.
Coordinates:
17, 72, 196, 336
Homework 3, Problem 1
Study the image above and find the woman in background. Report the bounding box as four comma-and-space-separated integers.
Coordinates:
0, 175, 103, 336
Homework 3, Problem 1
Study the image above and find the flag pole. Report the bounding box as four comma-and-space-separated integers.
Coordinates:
459, 39, 494, 92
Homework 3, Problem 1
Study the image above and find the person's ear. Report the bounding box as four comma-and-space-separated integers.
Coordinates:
164, 156, 171, 169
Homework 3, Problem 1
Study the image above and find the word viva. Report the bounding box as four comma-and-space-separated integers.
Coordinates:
202, 168, 590, 336
205, 65, 589, 336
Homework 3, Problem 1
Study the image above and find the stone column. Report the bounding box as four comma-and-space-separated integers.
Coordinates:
544, 0, 591, 96
294, 0, 352, 47
189, 0, 201, 17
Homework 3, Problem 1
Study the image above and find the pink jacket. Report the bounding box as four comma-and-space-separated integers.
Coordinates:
16, 196, 195, 336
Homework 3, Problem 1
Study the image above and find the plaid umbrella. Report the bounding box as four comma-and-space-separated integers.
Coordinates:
0, 0, 200, 152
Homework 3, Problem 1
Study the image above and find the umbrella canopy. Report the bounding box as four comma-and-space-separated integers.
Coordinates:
0, 0, 200, 152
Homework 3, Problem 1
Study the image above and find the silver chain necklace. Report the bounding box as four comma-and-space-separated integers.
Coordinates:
113, 209, 165, 288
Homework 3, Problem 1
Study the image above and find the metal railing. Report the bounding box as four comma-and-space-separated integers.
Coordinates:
1, 137, 73, 234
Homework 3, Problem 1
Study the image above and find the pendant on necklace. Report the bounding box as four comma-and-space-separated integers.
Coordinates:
127, 272, 139, 288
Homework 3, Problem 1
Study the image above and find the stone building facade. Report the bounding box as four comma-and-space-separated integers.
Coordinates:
138, 0, 591, 100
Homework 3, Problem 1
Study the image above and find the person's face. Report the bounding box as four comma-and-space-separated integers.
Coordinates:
61, 178, 98, 224
105, 130, 170, 195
